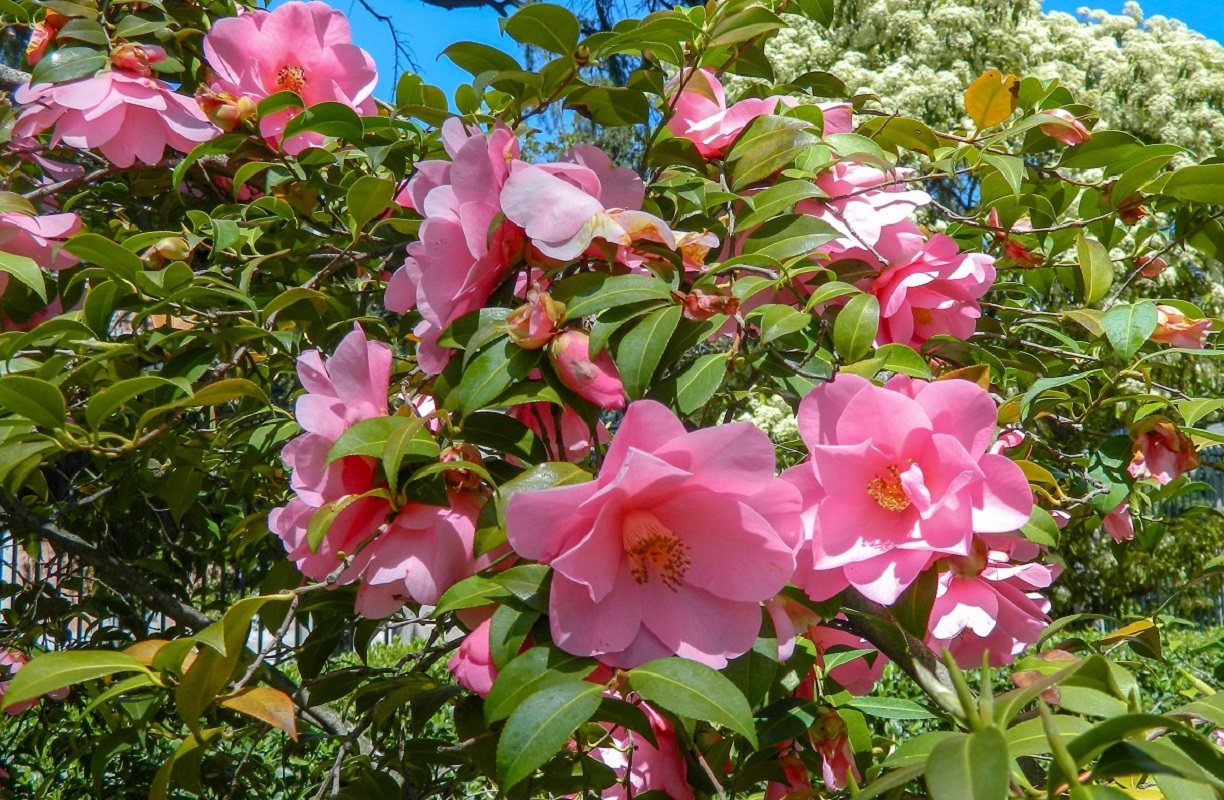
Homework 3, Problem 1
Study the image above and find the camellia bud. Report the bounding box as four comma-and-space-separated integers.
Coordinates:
24, 12, 68, 66
505, 288, 565, 350
1152, 304, 1211, 350
573, 45, 591, 66
111, 43, 167, 77
142, 236, 192, 269
195, 87, 258, 132
678, 287, 740, 321
439, 444, 483, 491
548, 330, 626, 410
1038, 108, 1091, 146
1137, 253, 1168, 279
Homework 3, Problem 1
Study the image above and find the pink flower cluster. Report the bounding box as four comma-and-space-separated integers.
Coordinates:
0, 211, 80, 280
268, 325, 480, 617
384, 120, 715, 376
665, 70, 997, 350
802, 166, 996, 348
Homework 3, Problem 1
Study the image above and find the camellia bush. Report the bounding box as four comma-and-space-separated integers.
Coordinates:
3, 0, 1224, 797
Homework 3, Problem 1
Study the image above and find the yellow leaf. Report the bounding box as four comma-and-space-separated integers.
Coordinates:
964, 69, 1019, 130
936, 363, 991, 390
219, 687, 298, 740
123, 639, 172, 667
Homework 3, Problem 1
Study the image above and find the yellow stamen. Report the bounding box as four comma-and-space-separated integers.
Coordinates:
622, 510, 690, 591
867, 465, 910, 512
277, 65, 307, 93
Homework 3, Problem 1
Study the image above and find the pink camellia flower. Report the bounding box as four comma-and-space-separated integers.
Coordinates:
500, 147, 677, 262
506, 402, 608, 463
0, 211, 80, 279
1137, 254, 1168, 279
349, 494, 480, 617
506, 400, 801, 668
809, 708, 860, 791
447, 618, 498, 697
0, 649, 69, 715
764, 597, 821, 662
1103, 502, 1135, 543
385, 120, 524, 374
2, 296, 66, 332
13, 50, 219, 168
986, 209, 1043, 268
588, 700, 694, 800
506, 288, 565, 350
201, 0, 377, 155
764, 750, 812, 800
548, 331, 627, 411
268, 325, 393, 579
1152, 305, 1211, 349
824, 221, 997, 348
1039, 108, 1092, 146
798, 162, 932, 252
666, 67, 853, 159
1128, 416, 1199, 485
783, 373, 1033, 605
926, 536, 1059, 668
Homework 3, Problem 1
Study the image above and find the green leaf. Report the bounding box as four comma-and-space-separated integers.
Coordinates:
2, 651, 150, 711
434, 575, 511, 615
280, 102, 364, 144
566, 86, 651, 127
185, 378, 267, 409
1020, 506, 1060, 547
846, 696, 938, 720
1162, 164, 1224, 205
1177, 398, 1224, 426
858, 115, 940, 157
0, 375, 66, 429
442, 41, 521, 75
883, 731, 961, 768
1076, 233, 1113, 305
554, 273, 673, 320
740, 214, 839, 261
628, 657, 757, 746
150, 729, 220, 800
727, 116, 822, 190
668, 353, 728, 415
833, 293, 880, 362
0, 252, 47, 302
495, 681, 602, 787
502, 3, 580, 55
736, 181, 827, 230
1019, 371, 1099, 419
455, 340, 541, 416
460, 411, 545, 463
255, 90, 304, 118
855, 765, 926, 800
981, 152, 1025, 195
805, 280, 861, 310
925, 727, 1010, 800
891, 568, 938, 640
1005, 715, 1092, 758
85, 376, 183, 428
1102, 301, 1158, 360
327, 416, 405, 463
757, 304, 812, 345
29, 46, 107, 85
485, 647, 597, 722
346, 175, 396, 235
65, 233, 144, 281
709, 5, 784, 47
613, 305, 682, 399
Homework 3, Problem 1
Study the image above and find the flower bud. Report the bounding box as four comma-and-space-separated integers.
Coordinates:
1038, 108, 1091, 146
1137, 253, 1167, 279
574, 45, 591, 66
679, 287, 740, 321
195, 87, 258, 132
1127, 416, 1199, 485
440, 443, 483, 491
505, 288, 565, 350
548, 330, 626, 410
111, 43, 167, 77
141, 236, 192, 269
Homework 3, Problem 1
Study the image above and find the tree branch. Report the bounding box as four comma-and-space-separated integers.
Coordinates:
0, 63, 31, 93
0, 494, 352, 738
838, 590, 965, 718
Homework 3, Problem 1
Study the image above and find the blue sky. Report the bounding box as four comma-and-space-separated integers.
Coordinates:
337, 0, 1223, 101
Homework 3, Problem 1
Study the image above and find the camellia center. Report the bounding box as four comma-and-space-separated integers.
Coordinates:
622, 509, 691, 590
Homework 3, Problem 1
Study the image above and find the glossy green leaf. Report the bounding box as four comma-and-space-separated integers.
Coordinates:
628, 657, 757, 746
346, 175, 396, 234
833, 292, 879, 362
2, 651, 150, 711
29, 46, 107, 85
1076, 233, 1113, 305
485, 647, 597, 723
614, 305, 682, 399
455, 340, 541, 416
1102, 301, 1158, 360
727, 116, 822, 190
925, 727, 1010, 800
740, 214, 839, 261
496, 681, 602, 787
0, 251, 47, 302
0, 375, 67, 429
502, 3, 580, 54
